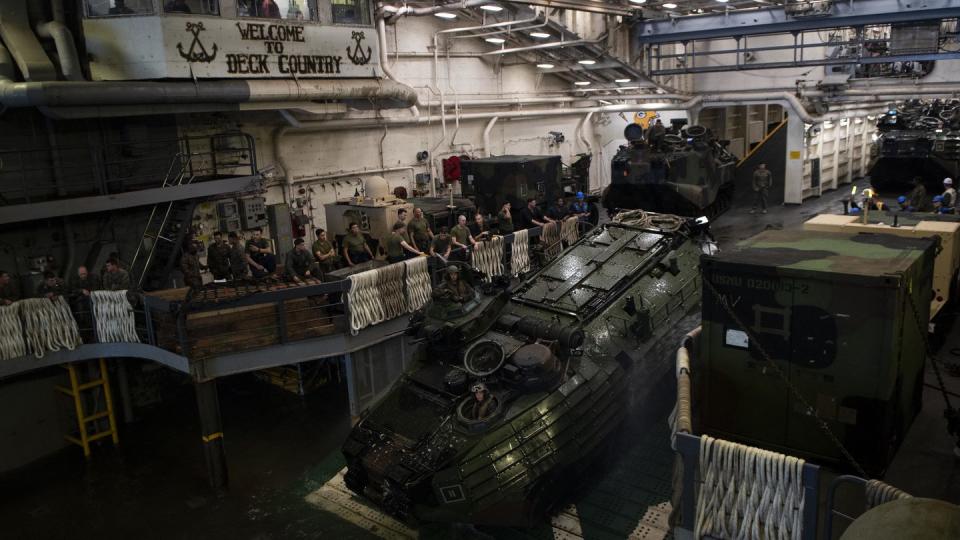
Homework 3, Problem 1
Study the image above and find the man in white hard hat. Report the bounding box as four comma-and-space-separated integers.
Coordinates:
942, 178, 956, 214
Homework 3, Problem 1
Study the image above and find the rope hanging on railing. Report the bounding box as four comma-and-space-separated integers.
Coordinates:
511, 228, 531, 276
541, 221, 563, 259
405, 256, 432, 312
561, 216, 580, 245
865, 479, 911, 509
694, 435, 806, 540
378, 262, 407, 321
0, 304, 26, 360
470, 236, 504, 282
19, 297, 82, 359
348, 268, 386, 335
91, 290, 140, 343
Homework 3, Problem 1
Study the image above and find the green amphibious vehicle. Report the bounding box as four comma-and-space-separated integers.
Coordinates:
341, 211, 713, 526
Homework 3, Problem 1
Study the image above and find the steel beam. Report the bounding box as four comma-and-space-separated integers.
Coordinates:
505, 1, 634, 16
635, 0, 960, 44
195, 380, 228, 490
0, 343, 190, 381
648, 51, 960, 75
0, 175, 263, 225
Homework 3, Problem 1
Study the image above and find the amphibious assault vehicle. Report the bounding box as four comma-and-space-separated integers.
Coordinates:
341, 211, 712, 526
603, 124, 737, 217
868, 99, 960, 192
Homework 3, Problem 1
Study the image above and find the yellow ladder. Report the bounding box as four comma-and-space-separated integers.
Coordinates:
57, 358, 119, 457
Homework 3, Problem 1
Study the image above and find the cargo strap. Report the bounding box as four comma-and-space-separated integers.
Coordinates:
905, 293, 959, 444
702, 277, 869, 477
511, 229, 531, 276
91, 290, 140, 343
404, 256, 432, 312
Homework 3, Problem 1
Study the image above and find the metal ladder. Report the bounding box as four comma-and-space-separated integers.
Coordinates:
129, 154, 198, 289
57, 359, 119, 458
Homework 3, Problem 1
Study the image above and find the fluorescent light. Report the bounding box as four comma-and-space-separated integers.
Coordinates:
578, 59, 597, 65
716, 0, 729, 3
629, 0, 647, 4
530, 31, 551, 38
485, 37, 506, 44
574, 81, 591, 86
663, 2, 677, 8
480, 4, 503, 11
536, 63, 555, 69
615, 78, 631, 83
434, 12, 457, 19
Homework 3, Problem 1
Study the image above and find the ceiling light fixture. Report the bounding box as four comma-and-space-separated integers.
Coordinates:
615, 78, 632, 83
663, 2, 677, 8
485, 37, 506, 44
717, 0, 729, 3
574, 81, 592, 86
629, 0, 647, 4
578, 59, 597, 65
480, 4, 504, 11
530, 31, 551, 38
434, 12, 457, 19
536, 63, 555, 69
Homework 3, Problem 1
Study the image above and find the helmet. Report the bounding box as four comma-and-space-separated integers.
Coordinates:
897, 196, 907, 204
576, 191, 585, 200
471, 382, 488, 394
934, 195, 944, 203
447, 265, 460, 275
945, 178, 953, 185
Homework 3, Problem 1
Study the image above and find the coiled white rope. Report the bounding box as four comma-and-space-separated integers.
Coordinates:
865, 479, 911, 509
0, 303, 26, 360
378, 262, 407, 321
91, 290, 140, 343
405, 256, 432, 312
561, 216, 580, 245
348, 268, 386, 335
470, 236, 504, 282
19, 297, 82, 359
541, 221, 563, 259
511, 229, 531, 276
694, 435, 805, 540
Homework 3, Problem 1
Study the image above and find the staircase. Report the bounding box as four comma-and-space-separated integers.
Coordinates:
57, 359, 119, 458
129, 157, 200, 291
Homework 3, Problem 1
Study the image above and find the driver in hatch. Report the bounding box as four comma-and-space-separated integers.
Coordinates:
468, 383, 498, 420
433, 265, 474, 304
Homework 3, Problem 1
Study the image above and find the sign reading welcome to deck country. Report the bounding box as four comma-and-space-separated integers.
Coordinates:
84, 15, 381, 80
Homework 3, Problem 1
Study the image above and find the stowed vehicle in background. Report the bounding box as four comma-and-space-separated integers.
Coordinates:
869, 99, 960, 193
341, 210, 714, 526
603, 123, 737, 218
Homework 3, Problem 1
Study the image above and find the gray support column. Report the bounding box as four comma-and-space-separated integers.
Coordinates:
195, 380, 228, 490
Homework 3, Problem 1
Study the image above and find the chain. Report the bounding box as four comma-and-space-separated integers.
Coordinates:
702, 277, 869, 478
904, 291, 957, 430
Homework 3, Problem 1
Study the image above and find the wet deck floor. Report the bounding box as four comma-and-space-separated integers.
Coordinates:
2, 182, 959, 539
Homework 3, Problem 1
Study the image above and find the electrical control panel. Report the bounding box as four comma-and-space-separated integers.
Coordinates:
217, 200, 241, 233
239, 197, 267, 230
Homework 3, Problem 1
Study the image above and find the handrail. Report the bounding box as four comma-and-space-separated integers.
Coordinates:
737, 118, 789, 167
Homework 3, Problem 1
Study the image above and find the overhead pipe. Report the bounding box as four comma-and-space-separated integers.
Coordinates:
35, 0, 82, 81
0, 78, 419, 108
379, 0, 495, 22
483, 116, 499, 157
481, 38, 603, 56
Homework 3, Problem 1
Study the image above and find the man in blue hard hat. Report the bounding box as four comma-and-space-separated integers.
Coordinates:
569, 191, 591, 222
897, 195, 909, 211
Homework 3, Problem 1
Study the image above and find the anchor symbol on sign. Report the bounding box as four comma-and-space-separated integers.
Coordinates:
177, 22, 218, 63
346, 31, 372, 66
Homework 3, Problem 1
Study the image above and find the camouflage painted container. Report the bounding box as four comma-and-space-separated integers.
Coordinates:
699, 230, 936, 474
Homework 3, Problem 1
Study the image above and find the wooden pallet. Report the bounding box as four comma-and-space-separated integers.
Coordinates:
304, 469, 673, 540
